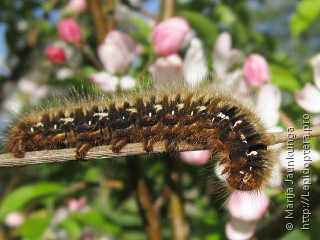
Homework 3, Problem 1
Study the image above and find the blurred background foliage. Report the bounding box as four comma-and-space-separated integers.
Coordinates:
0, 0, 320, 239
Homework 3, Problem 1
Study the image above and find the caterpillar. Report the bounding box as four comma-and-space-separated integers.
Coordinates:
7, 86, 273, 192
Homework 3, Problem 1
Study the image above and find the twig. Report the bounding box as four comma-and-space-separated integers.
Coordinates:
106, 0, 115, 33
129, 156, 163, 240
160, 0, 176, 20
88, 0, 108, 44
0, 127, 319, 167
165, 154, 189, 240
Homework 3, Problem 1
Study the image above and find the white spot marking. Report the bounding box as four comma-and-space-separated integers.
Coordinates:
30, 127, 34, 132
93, 112, 109, 120
191, 111, 194, 116
153, 104, 162, 112
249, 166, 252, 171
177, 103, 184, 110
234, 120, 242, 127
88, 120, 92, 126
247, 151, 258, 156
60, 118, 74, 124
54, 124, 57, 130
171, 110, 175, 115
240, 171, 245, 175
197, 106, 206, 112
122, 116, 125, 120
149, 112, 152, 117
35, 122, 44, 127
127, 108, 137, 113
217, 112, 229, 120
211, 117, 215, 122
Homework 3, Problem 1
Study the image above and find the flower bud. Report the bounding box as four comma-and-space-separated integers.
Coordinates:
151, 17, 190, 56
58, 18, 82, 44
243, 54, 270, 86
45, 46, 66, 64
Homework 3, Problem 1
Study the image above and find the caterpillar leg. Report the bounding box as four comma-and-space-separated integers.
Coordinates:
10, 139, 26, 158
75, 142, 92, 159
110, 139, 127, 153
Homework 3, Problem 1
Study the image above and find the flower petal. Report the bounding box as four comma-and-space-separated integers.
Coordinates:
227, 191, 269, 221
256, 83, 281, 128
225, 218, 256, 240
183, 38, 208, 86
295, 83, 320, 113
310, 53, 320, 89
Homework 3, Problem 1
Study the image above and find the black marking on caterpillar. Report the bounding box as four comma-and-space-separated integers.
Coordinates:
7, 88, 273, 191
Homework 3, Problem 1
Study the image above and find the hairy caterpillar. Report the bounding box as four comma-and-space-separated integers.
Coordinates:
7, 86, 273, 191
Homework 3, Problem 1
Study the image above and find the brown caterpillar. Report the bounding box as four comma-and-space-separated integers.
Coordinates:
7, 87, 273, 191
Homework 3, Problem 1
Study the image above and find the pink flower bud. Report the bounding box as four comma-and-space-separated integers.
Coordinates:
58, 18, 82, 44
243, 54, 270, 86
98, 30, 137, 74
151, 17, 190, 56
66, 196, 87, 212
180, 150, 211, 165
227, 191, 269, 222
5, 212, 25, 228
65, 0, 87, 13
45, 46, 66, 64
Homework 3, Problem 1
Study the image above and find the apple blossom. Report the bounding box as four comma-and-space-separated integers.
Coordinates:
183, 38, 208, 86
227, 191, 269, 222
45, 46, 66, 64
179, 150, 211, 165
149, 54, 183, 86
243, 54, 270, 86
225, 218, 256, 240
213, 32, 244, 79
5, 212, 25, 228
151, 17, 190, 56
89, 72, 119, 91
58, 18, 82, 44
66, 196, 87, 212
310, 53, 320, 89
278, 149, 320, 171
120, 75, 136, 90
98, 30, 138, 74
65, 0, 87, 13
295, 83, 320, 113
256, 83, 281, 128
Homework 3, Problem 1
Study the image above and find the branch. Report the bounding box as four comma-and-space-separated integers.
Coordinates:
0, 126, 319, 167
88, 0, 108, 44
129, 156, 163, 240
165, 154, 189, 240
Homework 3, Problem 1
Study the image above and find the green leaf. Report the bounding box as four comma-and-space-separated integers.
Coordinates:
127, 14, 152, 45
0, 182, 62, 220
269, 64, 301, 92
290, 0, 320, 36
179, 10, 218, 47
15, 210, 51, 240
70, 211, 121, 234
59, 219, 81, 239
